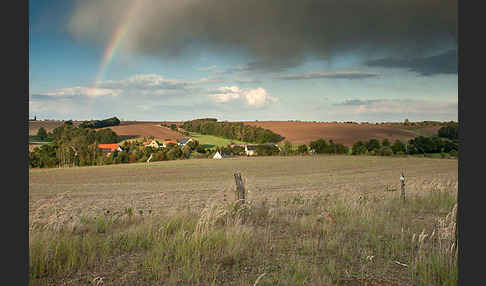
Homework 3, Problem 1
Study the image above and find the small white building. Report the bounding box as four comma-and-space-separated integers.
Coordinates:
244, 145, 257, 156
213, 151, 223, 159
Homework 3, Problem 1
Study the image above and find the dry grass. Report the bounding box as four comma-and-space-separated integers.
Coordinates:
29, 155, 458, 285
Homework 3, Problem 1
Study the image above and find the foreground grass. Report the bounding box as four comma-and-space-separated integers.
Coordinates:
30, 179, 457, 286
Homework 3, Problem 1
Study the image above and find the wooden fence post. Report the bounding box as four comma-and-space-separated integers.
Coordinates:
400, 173, 406, 203
234, 172, 246, 204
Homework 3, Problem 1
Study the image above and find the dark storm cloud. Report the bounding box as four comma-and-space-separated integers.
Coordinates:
366, 49, 457, 76
68, 0, 457, 72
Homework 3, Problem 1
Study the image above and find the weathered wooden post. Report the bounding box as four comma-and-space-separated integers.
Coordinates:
234, 172, 246, 204
400, 173, 406, 203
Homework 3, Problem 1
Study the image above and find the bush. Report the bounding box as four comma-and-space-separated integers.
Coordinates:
391, 140, 406, 154
366, 139, 381, 152
256, 144, 280, 156
379, 146, 393, 156
282, 141, 294, 155
297, 144, 308, 154
309, 139, 327, 154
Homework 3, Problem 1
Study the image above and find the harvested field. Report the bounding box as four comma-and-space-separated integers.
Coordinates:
29, 155, 458, 285
242, 121, 434, 145
29, 155, 457, 227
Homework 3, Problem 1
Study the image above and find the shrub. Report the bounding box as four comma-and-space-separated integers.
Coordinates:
379, 146, 393, 156
297, 144, 308, 154
309, 139, 327, 154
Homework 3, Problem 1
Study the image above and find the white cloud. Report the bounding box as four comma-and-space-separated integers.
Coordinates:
209, 86, 278, 107
44, 86, 122, 98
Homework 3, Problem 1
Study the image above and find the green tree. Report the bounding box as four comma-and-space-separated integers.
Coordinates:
297, 144, 308, 154
37, 127, 48, 140
282, 141, 293, 155
352, 141, 368, 155
391, 139, 406, 154
309, 139, 327, 154
366, 139, 381, 152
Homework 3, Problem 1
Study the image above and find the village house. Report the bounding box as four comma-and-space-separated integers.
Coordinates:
143, 139, 160, 149
212, 150, 229, 159
97, 144, 122, 156
178, 137, 193, 147
244, 145, 258, 156
162, 140, 178, 148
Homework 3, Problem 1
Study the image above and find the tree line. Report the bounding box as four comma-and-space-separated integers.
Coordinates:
181, 119, 284, 144
29, 124, 121, 168
78, 117, 121, 129
28, 123, 202, 168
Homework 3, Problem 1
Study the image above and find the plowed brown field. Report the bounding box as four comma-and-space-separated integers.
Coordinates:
29, 120, 82, 135
241, 121, 438, 146
98, 122, 184, 140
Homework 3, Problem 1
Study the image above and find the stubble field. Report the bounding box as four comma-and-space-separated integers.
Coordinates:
29, 155, 456, 230
29, 155, 458, 285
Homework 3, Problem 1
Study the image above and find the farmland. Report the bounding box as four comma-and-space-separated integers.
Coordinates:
241, 121, 442, 146
29, 120, 443, 148
98, 122, 184, 141
29, 155, 457, 285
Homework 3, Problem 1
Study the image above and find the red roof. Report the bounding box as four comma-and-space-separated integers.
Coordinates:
163, 140, 178, 145
97, 144, 119, 151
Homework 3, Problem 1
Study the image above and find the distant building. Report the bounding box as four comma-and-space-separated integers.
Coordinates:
143, 140, 160, 149
162, 140, 178, 148
97, 144, 122, 156
178, 138, 193, 147
212, 150, 229, 159
213, 151, 223, 159
245, 145, 257, 156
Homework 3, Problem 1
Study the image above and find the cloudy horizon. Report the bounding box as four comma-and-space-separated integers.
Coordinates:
29, 0, 457, 122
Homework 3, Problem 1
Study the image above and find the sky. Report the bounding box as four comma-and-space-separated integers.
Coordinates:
29, 0, 458, 122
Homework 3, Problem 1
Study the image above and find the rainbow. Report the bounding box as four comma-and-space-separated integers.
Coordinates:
92, 0, 142, 88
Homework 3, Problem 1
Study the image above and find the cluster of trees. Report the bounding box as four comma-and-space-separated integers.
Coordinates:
353, 139, 401, 156
28, 121, 205, 168
351, 136, 458, 157
438, 122, 458, 141
29, 124, 121, 168
181, 119, 284, 144
78, 117, 121, 129
308, 139, 349, 154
